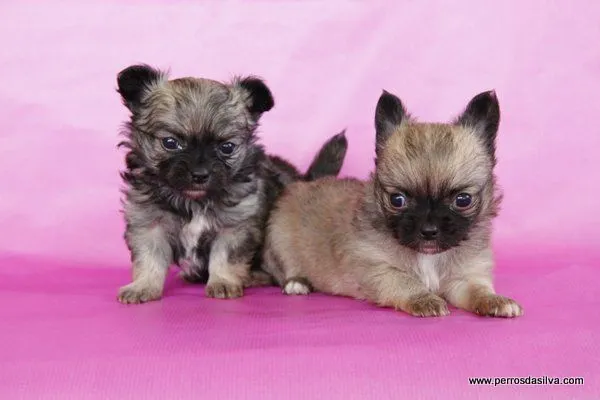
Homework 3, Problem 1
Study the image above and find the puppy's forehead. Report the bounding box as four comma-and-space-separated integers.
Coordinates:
379, 123, 492, 194
142, 78, 251, 137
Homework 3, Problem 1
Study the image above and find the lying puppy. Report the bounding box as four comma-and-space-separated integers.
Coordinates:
263, 89, 523, 318
116, 64, 347, 304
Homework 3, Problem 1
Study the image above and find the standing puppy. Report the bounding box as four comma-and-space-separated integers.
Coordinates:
263, 90, 523, 318
117, 64, 347, 304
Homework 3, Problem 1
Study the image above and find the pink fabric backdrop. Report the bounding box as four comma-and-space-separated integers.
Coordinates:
1, 1, 598, 399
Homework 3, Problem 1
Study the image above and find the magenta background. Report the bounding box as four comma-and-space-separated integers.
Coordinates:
1, 1, 599, 399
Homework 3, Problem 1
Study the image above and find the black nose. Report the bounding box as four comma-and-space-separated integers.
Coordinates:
191, 169, 209, 184
420, 224, 439, 240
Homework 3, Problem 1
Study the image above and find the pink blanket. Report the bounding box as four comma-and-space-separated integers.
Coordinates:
1, 1, 598, 398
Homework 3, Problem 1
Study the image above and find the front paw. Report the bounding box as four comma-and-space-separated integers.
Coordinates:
405, 293, 449, 317
118, 282, 162, 304
472, 294, 523, 318
205, 280, 243, 299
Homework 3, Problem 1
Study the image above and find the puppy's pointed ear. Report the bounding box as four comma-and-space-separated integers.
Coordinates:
117, 64, 165, 112
235, 76, 274, 119
375, 90, 407, 155
456, 90, 500, 155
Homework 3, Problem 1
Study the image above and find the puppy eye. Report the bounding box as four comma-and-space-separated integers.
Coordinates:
219, 142, 236, 155
390, 193, 407, 208
162, 137, 183, 151
454, 193, 473, 209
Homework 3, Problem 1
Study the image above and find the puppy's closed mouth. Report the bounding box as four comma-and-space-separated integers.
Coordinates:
182, 189, 207, 200
418, 243, 444, 255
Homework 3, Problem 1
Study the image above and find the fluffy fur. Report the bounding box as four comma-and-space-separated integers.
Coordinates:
263, 90, 523, 318
116, 64, 347, 304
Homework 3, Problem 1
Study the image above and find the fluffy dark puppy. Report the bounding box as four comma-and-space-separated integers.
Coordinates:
116, 64, 347, 304
263, 89, 523, 318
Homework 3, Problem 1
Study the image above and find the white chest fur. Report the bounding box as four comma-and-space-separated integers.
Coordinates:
179, 213, 212, 262
416, 254, 441, 292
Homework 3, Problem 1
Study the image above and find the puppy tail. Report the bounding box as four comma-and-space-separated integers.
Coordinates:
303, 130, 348, 181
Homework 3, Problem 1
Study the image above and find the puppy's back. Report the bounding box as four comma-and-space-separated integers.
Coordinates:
264, 177, 364, 287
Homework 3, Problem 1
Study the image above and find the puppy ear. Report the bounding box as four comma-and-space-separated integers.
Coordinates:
456, 90, 500, 155
375, 90, 407, 155
117, 64, 165, 112
236, 76, 275, 118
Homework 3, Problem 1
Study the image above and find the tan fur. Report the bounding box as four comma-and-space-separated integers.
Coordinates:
263, 96, 522, 318
380, 124, 492, 196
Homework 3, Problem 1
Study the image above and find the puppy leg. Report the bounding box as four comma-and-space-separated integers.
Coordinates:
205, 228, 256, 299
262, 245, 290, 286
367, 266, 449, 317
444, 276, 523, 318
262, 242, 312, 295
118, 225, 172, 304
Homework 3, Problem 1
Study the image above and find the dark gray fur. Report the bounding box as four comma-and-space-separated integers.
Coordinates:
116, 64, 347, 303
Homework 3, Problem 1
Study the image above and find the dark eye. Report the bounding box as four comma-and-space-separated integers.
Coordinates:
454, 193, 473, 209
162, 137, 183, 151
390, 193, 407, 208
219, 142, 236, 155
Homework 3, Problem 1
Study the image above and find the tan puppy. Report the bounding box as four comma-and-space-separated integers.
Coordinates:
262, 90, 523, 318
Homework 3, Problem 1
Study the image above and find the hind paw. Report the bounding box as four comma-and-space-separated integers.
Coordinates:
282, 278, 312, 295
